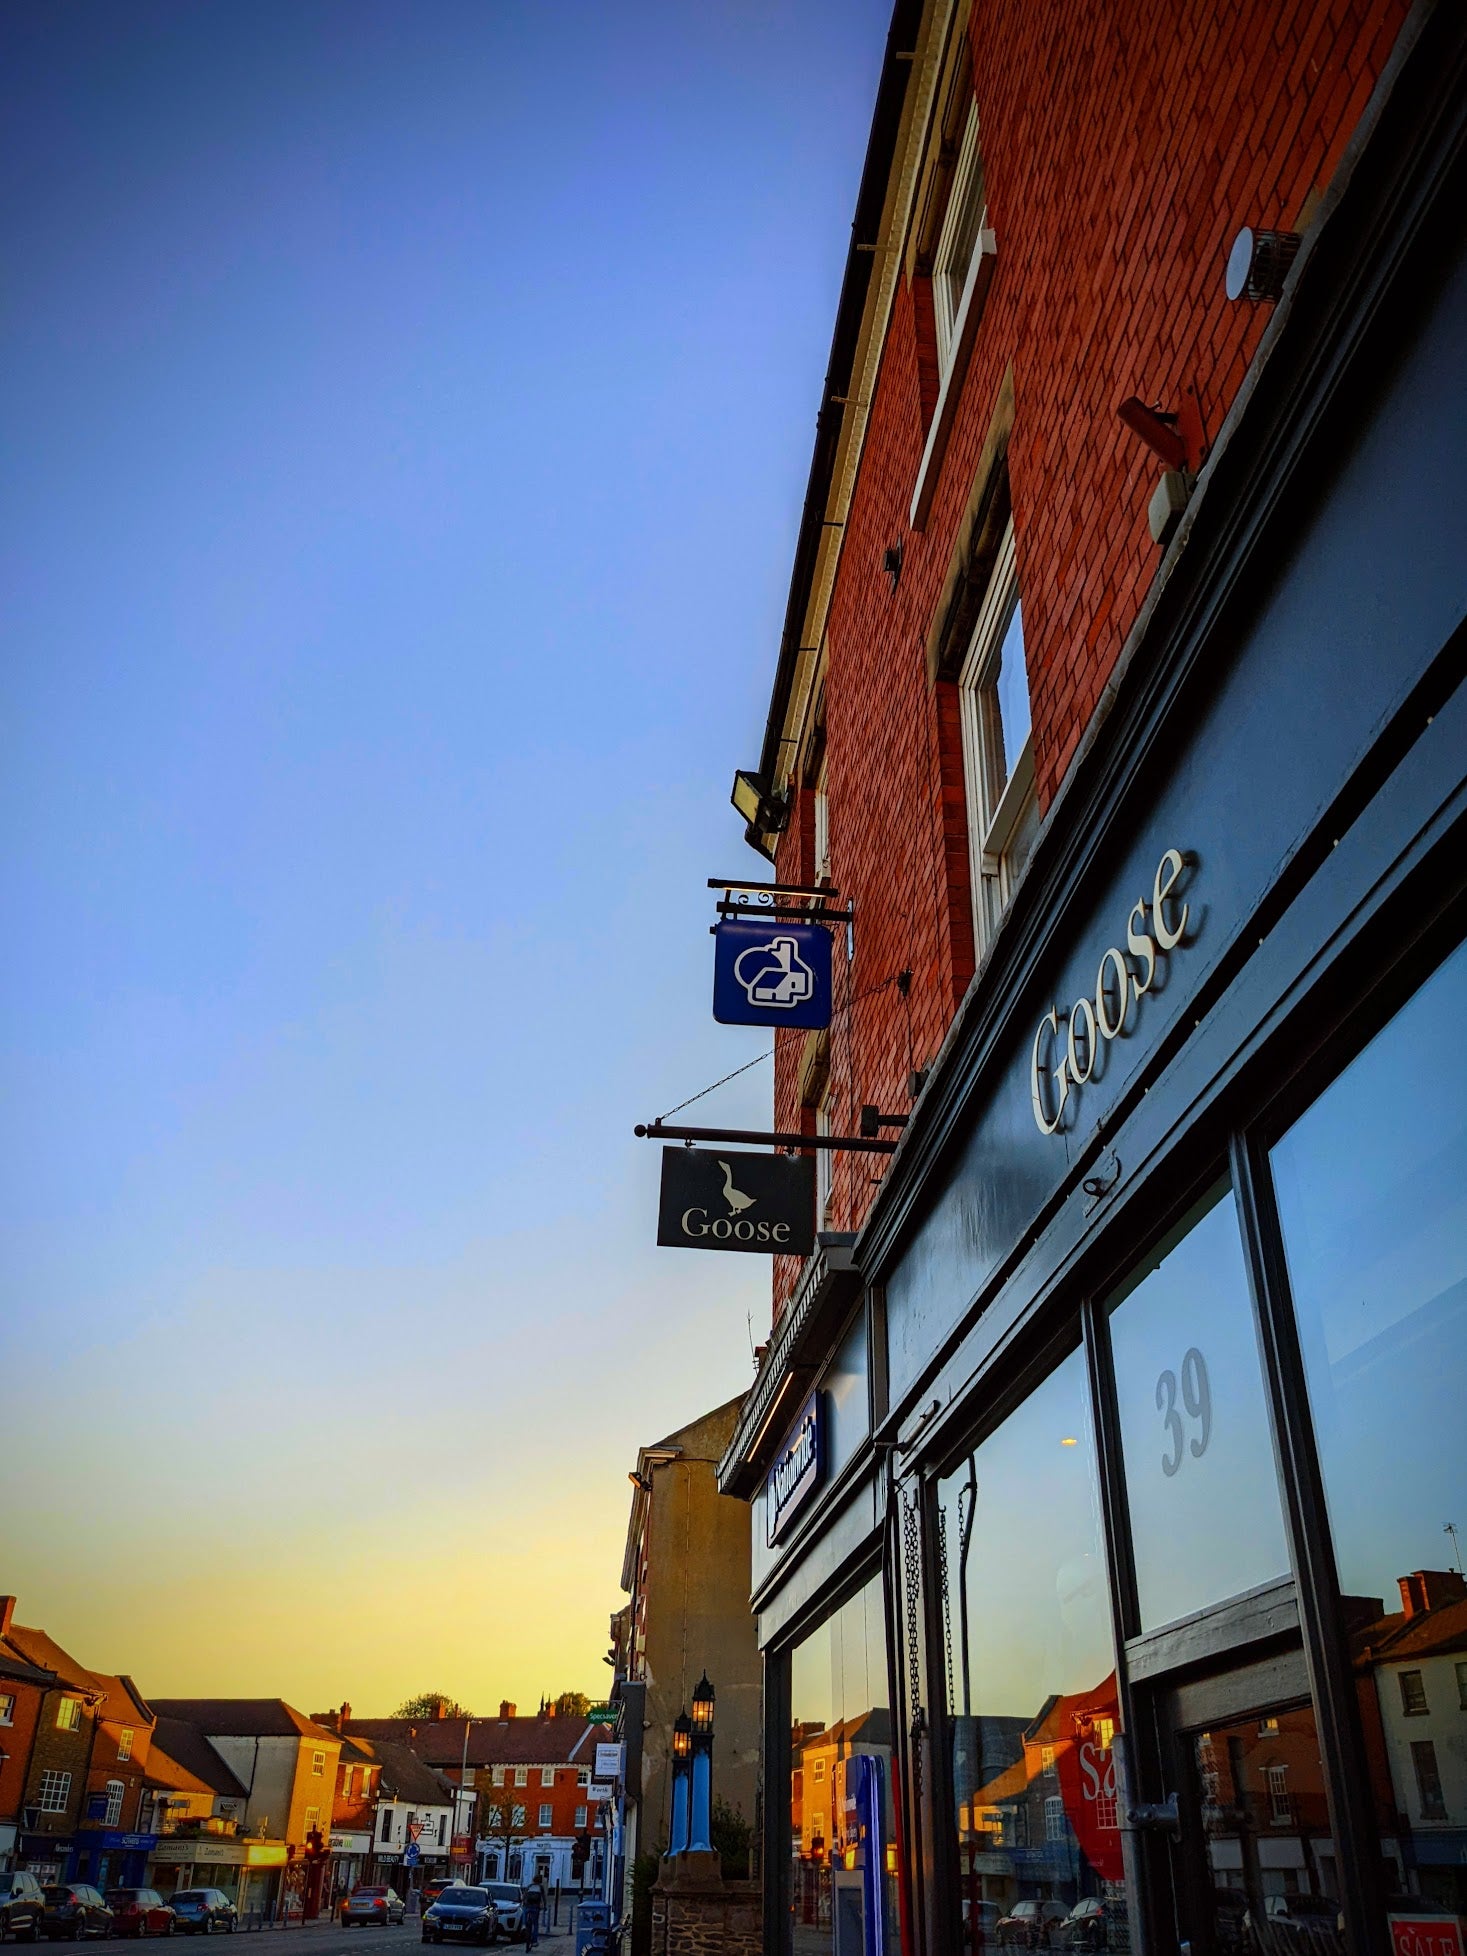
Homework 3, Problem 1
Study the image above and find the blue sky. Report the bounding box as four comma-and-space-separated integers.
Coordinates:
0, 0, 890, 1707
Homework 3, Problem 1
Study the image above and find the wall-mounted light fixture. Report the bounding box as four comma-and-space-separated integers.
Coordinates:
730, 769, 790, 836
1225, 226, 1301, 303
882, 542, 903, 592
1117, 397, 1188, 471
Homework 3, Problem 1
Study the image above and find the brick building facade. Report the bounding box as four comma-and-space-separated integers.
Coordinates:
712, 0, 1466, 1950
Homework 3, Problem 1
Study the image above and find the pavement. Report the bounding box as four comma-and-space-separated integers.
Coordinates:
231, 1913, 579, 1953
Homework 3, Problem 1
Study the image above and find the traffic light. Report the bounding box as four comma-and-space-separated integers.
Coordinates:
304, 1827, 327, 1861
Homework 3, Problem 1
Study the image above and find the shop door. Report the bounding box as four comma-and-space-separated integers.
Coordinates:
1159, 1650, 1344, 1956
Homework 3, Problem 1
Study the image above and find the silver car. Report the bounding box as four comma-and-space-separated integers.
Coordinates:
342, 1887, 406, 1927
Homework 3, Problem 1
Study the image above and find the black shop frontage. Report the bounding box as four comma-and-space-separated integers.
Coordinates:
718, 15, 1467, 1955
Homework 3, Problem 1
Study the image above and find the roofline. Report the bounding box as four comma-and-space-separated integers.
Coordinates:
749, 0, 925, 835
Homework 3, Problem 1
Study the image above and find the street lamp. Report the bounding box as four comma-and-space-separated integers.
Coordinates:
687, 1677, 715, 1856
668, 1715, 691, 1857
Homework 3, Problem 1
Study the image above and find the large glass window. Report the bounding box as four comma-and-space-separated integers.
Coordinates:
787, 1575, 894, 1956
1270, 936, 1467, 1914
937, 1345, 1133, 1949
1107, 1181, 1291, 1630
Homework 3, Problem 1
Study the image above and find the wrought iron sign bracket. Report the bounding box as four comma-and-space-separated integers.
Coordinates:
634, 1121, 897, 1156
707, 875, 854, 931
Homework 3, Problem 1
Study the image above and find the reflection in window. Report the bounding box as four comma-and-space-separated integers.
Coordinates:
937, 1346, 1132, 1949
788, 1576, 894, 1956
1107, 1180, 1290, 1630
1270, 936, 1467, 1911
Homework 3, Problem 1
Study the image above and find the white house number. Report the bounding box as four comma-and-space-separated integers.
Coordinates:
1156, 1347, 1211, 1477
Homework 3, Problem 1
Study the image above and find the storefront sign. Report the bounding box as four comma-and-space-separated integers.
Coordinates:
767, 1391, 824, 1545
593, 1743, 624, 1782
713, 918, 831, 1028
1390, 1919, 1465, 1956
657, 1146, 815, 1255
1030, 847, 1195, 1136
96, 1832, 157, 1852
153, 1840, 246, 1865
588, 1781, 615, 1803
330, 1833, 371, 1855
586, 1706, 618, 1725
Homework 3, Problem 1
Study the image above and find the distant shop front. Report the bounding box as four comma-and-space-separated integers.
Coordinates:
149, 1838, 289, 1915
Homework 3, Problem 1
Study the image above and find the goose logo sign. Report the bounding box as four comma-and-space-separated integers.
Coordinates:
767, 1391, 824, 1544
713, 918, 831, 1029
656, 1147, 815, 1256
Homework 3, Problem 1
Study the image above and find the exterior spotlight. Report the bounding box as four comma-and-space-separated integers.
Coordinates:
1225, 226, 1301, 303
1117, 396, 1188, 471
730, 769, 789, 835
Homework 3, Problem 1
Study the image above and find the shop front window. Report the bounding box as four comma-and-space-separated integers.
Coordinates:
1107, 1180, 1291, 1631
787, 1574, 894, 1956
1269, 935, 1467, 1914
937, 1345, 1133, 1951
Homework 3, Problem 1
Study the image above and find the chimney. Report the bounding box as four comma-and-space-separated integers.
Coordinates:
341, 1702, 352, 1727
498, 1701, 516, 1721
0, 1597, 14, 1640
436, 1702, 448, 1720
1398, 1570, 1467, 1618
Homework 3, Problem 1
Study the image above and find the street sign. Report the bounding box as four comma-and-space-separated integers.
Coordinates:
713, 918, 831, 1029
657, 1147, 814, 1256
403, 1843, 420, 1868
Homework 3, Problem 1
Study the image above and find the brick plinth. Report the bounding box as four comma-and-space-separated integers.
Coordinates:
649, 1859, 760, 1956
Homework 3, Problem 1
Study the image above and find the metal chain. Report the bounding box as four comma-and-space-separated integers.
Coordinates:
654, 1047, 772, 1121
900, 1481, 925, 1803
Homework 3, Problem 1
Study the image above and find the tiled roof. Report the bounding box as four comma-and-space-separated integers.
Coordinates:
9, 1625, 96, 1694
346, 1738, 453, 1807
149, 1698, 341, 1743
0, 1636, 56, 1689
145, 1718, 249, 1800
343, 1716, 598, 1769
1352, 1596, 1467, 1663
88, 1671, 154, 1726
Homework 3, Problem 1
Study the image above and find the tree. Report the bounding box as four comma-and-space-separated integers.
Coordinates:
393, 1692, 470, 1719
478, 1776, 527, 1881
552, 1692, 590, 1721
710, 1798, 753, 1882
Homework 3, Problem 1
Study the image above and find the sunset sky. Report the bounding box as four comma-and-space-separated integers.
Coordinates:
0, 0, 888, 1711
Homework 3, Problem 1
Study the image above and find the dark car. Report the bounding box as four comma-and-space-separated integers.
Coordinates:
1056, 1898, 1109, 1952
104, 1891, 176, 1939
40, 1888, 112, 1942
421, 1889, 497, 1945
0, 1872, 47, 1942
996, 1901, 1069, 1949
342, 1889, 405, 1928
166, 1893, 236, 1938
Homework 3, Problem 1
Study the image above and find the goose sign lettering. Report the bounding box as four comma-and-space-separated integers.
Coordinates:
713, 918, 832, 1029
656, 1146, 815, 1255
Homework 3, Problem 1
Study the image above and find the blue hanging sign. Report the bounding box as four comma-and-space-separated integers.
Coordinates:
766, 1390, 824, 1545
713, 918, 831, 1029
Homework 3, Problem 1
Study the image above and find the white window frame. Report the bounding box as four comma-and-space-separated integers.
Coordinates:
932, 102, 991, 376
1043, 1794, 1066, 1843
511, 1804, 526, 1829
311, 1750, 325, 1776
513, 1768, 528, 1788
38, 1769, 72, 1812
118, 1729, 134, 1762
815, 1089, 836, 1227
492, 1766, 506, 1788
958, 520, 1035, 957
104, 1781, 126, 1827
304, 1806, 320, 1836
576, 1769, 589, 1789
574, 1806, 587, 1830
56, 1698, 82, 1732
813, 755, 830, 886
1266, 1764, 1291, 1824
0, 1693, 14, 1725
1400, 1669, 1429, 1716
537, 1804, 552, 1829
540, 1767, 555, 1788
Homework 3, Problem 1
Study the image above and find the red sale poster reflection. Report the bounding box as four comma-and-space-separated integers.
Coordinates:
1049, 1674, 1124, 1884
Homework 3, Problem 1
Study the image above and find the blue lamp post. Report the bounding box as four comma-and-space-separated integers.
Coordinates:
669, 1713, 692, 1856
687, 1674, 715, 1856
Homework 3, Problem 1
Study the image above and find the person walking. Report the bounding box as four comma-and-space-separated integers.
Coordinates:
522, 1875, 546, 1950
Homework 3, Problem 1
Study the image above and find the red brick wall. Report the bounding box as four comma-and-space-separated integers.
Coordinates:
0, 1681, 46, 1826
770, 0, 1408, 1315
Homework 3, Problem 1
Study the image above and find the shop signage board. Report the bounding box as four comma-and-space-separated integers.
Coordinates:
712, 918, 831, 1029
588, 1781, 615, 1803
586, 1706, 618, 1725
1390, 1919, 1464, 1956
657, 1147, 814, 1255
767, 1390, 824, 1546
593, 1742, 624, 1781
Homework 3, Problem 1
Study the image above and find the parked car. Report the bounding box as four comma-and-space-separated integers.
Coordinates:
39, 1888, 112, 1942
0, 1872, 47, 1942
996, 1900, 1070, 1948
961, 1899, 1002, 1946
343, 1888, 406, 1928
1241, 1894, 1343, 1952
420, 1883, 464, 1911
105, 1891, 176, 1939
1056, 1898, 1109, 1952
421, 1889, 497, 1946
481, 1888, 526, 1944
166, 1893, 236, 1937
